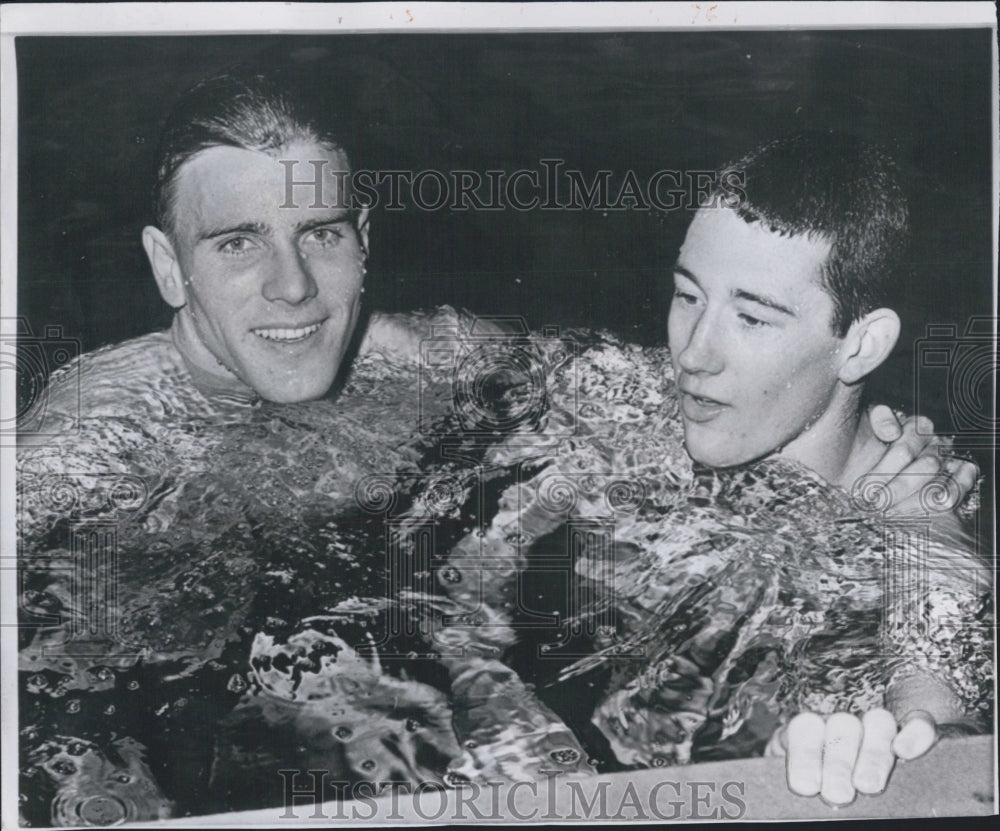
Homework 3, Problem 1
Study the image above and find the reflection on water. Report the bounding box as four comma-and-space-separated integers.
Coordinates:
21, 734, 173, 825
212, 621, 462, 810
17, 323, 993, 824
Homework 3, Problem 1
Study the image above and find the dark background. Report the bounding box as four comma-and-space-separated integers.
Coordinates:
15, 31, 995, 474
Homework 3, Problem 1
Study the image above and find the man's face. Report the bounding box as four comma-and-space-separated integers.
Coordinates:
668, 208, 847, 469
167, 142, 367, 403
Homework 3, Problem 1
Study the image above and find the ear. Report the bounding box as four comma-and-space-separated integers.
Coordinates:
142, 226, 187, 309
837, 308, 900, 385
355, 206, 371, 257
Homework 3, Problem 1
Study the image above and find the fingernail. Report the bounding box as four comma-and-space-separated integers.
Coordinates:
820, 782, 857, 807
892, 712, 936, 760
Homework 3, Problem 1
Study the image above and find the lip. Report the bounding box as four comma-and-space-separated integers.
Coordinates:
678, 389, 730, 423
251, 318, 327, 344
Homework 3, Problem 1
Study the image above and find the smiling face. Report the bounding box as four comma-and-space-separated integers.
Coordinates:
668, 207, 850, 470
148, 142, 368, 403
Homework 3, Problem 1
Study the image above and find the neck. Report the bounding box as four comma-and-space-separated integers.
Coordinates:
776, 384, 870, 489
170, 312, 257, 402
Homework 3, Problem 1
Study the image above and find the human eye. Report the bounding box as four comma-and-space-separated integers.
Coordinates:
737, 311, 769, 329
303, 225, 346, 249
671, 278, 701, 305
218, 235, 259, 257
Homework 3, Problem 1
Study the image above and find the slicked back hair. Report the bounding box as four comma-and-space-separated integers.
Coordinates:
152, 68, 355, 239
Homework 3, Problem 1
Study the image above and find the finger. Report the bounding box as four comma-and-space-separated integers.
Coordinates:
868, 405, 903, 443
820, 713, 863, 806
868, 416, 937, 477
882, 454, 942, 512
786, 712, 825, 797
891, 711, 937, 760
765, 726, 787, 758
910, 470, 967, 516
852, 708, 898, 794
944, 459, 980, 507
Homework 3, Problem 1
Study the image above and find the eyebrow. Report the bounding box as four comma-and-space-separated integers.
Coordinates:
198, 213, 353, 242
199, 221, 270, 242
293, 214, 353, 234
673, 264, 797, 317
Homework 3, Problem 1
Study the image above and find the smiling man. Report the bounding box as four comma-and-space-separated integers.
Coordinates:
141, 72, 370, 405
142, 142, 367, 404
14, 70, 473, 815
19, 70, 457, 450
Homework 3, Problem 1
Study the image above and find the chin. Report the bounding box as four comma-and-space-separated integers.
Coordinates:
683, 434, 751, 469
243, 348, 347, 402
687, 447, 734, 468
687, 438, 782, 471
252, 373, 337, 403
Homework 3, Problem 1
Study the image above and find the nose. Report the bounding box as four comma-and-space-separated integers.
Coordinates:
675, 308, 724, 376
263, 246, 318, 305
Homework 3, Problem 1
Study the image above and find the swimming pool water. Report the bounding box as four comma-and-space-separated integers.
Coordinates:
16, 323, 993, 824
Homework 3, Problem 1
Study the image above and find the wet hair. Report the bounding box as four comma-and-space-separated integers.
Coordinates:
152, 68, 355, 238
711, 131, 909, 335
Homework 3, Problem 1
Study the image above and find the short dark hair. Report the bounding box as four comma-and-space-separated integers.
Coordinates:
152, 68, 355, 237
712, 131, 909, 335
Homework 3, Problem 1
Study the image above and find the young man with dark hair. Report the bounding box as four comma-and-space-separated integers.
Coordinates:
431, 131, 985, 803
672, 131, 916, 487
665, 131, 985, 805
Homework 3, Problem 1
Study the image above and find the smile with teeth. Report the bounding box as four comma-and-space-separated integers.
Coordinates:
252, 322, 323, 343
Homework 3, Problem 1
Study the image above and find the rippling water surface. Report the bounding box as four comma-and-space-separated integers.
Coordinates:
17, 323, 993, 824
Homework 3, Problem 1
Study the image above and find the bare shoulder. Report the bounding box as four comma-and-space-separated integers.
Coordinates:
356, 307, 467, 362
32, 330, 178, 424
